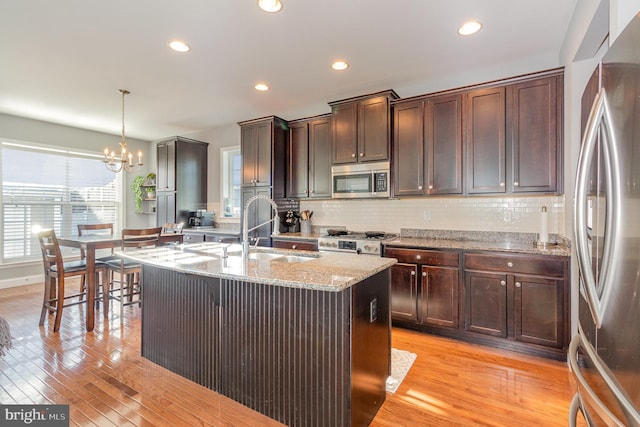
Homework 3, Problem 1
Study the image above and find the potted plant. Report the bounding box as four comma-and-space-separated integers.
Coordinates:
143, 172, 156, 199
131, 175, 146, 213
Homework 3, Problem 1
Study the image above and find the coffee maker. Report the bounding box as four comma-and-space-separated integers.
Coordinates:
188, 209, 214, 227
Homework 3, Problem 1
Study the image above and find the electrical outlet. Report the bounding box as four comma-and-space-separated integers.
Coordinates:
423, 209, 431, 221
503, 210, 512, 222
370, 298, 377, 323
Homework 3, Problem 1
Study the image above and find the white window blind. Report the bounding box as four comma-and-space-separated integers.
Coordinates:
1, 141, 122, 263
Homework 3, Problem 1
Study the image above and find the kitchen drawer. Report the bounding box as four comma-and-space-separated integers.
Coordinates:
384, 247, 459, 267
464, 252, 565, 277
205, 234, 239, 243
183, 232, 205, 243
272, 239, 318, 251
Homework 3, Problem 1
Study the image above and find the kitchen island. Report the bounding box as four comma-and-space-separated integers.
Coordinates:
119, 243, 396, 427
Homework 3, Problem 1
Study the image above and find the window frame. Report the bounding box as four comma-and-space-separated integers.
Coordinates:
0, 138, 124, 265
220, 145, 241, 219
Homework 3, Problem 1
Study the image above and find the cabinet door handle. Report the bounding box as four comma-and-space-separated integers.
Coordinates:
415, 255, 422, 260
515, 282, 521, 288
359, 153, 364, 157
410, 271, 416, 276
292, 245, 297, 249
507, 262, 513, 268
513, 181, 520, 187
428, 185, 433, 190
500, 182, 505, 187
351, 153, 356, 158
422, 272, 427, 277
418, 185, 423, 190
500, 280, 506, 286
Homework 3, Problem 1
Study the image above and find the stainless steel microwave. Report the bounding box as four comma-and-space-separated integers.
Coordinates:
331, 161, 390, 199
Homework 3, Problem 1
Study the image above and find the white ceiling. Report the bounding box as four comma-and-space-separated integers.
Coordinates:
0, 0, 578, 141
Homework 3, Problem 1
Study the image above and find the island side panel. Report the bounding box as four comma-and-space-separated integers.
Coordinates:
219, 278, 352, 427
141, 266, 221, 391
351, 269, 391, 427
140, 264, 392, 427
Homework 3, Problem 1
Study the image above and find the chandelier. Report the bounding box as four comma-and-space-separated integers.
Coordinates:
103, 89, 143, 173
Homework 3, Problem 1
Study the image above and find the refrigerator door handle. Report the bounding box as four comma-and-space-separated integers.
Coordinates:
568, 333, 628, 426
568, 393, 586, 427
574, 87, 621, 328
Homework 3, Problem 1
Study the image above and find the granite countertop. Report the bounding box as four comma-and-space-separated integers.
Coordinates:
272, 232, 324, 240
118, 242, 396, 292
183, 227, 240, 236
386, 229, 571, 257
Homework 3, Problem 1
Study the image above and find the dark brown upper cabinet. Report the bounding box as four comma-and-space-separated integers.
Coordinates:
465, 70, 564, 195
465, 87, 507, 194
238, 116, 287, 199
287, 115, 332, 199
507, 74, 563, 193
393, 94, 463, 197
329, 90, 399, 164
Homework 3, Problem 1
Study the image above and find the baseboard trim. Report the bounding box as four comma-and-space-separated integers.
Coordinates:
0, 274, 44, 290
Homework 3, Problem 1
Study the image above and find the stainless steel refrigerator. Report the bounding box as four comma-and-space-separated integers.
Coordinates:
569, 13, 640, 426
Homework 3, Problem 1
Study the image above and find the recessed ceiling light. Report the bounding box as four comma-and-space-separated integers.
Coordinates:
258, 0, 282, 13
169, 40, 190, 52
331, 61, 349, 71
458, 21, 482, 36
255, 83, 270, 91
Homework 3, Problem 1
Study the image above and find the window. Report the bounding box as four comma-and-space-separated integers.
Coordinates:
1, 140, 122, 263
221, 146, 241, 217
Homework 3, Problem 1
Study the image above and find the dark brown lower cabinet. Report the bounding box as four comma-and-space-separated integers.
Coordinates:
271, 237, 318, 251
384, 245, 569, 360
464, 252, 568, 359
385, 247, 460, 330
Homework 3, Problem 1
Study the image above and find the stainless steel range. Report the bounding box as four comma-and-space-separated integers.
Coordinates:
317, 230, 397, 255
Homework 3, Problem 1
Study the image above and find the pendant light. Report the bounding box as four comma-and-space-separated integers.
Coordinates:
103, 89, 143, 173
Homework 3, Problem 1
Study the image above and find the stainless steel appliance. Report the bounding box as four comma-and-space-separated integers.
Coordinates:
318, 230, 397, 255
331, 161, 390, 198
569, 15, 640, 426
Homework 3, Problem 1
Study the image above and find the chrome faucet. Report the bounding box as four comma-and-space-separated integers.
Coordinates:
242, 194, 280, 258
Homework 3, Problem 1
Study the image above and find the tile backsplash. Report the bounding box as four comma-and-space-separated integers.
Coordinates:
300, 195, 565, 237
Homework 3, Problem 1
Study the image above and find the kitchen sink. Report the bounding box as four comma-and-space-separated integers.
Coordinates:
224, 250, 316, 263
272, 255, 315, 263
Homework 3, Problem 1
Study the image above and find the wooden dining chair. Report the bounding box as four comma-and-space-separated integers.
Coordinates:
37, 229, 104, 332
161, 222, 184, 234
106, 227, 162, 323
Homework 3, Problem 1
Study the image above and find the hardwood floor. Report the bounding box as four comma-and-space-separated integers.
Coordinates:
0, 281, 583, 426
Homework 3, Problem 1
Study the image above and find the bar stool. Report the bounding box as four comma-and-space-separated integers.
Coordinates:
37, 229, 104, 332
106, 227, 162, 323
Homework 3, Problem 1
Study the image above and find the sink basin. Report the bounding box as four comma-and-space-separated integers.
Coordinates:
225, 251, 316, 263
247, 252, 285, 261
273, 255, 315, 263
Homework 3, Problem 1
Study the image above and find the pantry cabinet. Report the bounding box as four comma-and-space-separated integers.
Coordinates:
329, 90, 399, 164
155, 136, 208, 226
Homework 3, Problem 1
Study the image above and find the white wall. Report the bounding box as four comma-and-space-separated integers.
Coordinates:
182, 123, 241, 221
0, 113, 155, 285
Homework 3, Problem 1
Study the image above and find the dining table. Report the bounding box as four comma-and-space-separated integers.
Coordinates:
57, 232, 183, 331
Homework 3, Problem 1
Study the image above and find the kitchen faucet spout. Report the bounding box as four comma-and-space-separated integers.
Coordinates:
241, 194, 280, 259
